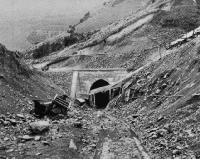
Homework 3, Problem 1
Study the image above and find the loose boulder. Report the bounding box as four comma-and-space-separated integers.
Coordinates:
29, 120, 50, 134
69, 139, 77, 150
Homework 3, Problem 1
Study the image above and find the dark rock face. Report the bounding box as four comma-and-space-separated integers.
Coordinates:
0, 44, 6, 56
0, 43, 31, 77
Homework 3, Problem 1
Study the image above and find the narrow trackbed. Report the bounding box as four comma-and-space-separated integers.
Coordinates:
92, 111, 151, 159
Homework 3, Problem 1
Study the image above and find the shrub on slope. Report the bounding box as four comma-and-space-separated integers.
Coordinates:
25, 32, 85, 59
152, 6, 200, 31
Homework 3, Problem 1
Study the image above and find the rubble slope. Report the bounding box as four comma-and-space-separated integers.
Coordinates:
107, 35, 200, 158
0, 44, 64, 114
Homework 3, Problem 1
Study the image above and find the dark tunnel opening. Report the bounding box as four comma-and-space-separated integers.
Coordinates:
90, 79, 110, 109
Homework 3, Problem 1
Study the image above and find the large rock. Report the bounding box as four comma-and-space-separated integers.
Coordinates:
29, 120, 50, 134
69, 139, 77, 150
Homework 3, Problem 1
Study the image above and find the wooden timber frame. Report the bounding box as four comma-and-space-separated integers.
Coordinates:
88, 70, 134, 108
89, 85, 123, 108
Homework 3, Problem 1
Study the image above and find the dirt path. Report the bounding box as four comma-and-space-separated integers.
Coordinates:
90, 110, 151, 159
47, 65, 82, 72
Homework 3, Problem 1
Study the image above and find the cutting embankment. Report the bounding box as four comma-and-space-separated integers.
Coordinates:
0, 44, 64, 114
105, 34, 200, 158
16, 0, 200, 157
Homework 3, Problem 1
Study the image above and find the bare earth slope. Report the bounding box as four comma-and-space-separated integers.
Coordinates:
26, 0, 199, 72
0, 44, 64, 114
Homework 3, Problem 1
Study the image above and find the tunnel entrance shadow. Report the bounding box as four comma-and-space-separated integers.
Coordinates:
90, 79, 110, 109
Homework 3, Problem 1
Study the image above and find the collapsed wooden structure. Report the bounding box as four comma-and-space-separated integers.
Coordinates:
32, 95, 72, 117
53, 95, 71, 108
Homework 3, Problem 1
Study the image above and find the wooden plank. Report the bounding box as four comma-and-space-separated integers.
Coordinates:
54, 98, 69, 105
54, 98, 70, 108
54, 99, 69, 106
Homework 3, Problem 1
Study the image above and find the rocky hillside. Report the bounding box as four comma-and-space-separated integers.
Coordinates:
24, 0, 147, 61
24, 0, 200, 72
0, 44, 64, 114
26, 0, 147, 49
107, 32, 200, 158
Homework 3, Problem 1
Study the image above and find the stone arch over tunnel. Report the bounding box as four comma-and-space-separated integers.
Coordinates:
90, 79, 110, 109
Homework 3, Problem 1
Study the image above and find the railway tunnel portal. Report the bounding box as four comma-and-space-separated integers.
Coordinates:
70, 68, 127, 108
